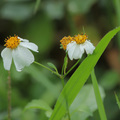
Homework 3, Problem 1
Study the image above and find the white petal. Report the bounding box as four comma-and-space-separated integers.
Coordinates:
20, 42, 38, 52
12, 46, 34, 71
66, 41, 85, 60
79, 44, 84, 58
79, 44, 84, 53
67, 42, 76, 60
18, 36, 29, 42
72, 44, 81, 59
72, 44, 85, 59
83, 40, 95, 54
1, 48, 12, 70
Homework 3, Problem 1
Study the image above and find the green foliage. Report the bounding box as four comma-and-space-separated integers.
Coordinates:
24, 99, 53, 113
115, 93, 120, 109
0, 0, 120, 119
24, 99, 53, 118
50, 27, 120, 120
24, 84, 105, 120
91, 69, 107, 120
47, 62, 58, 73
70, 84, 105, 120
24, 65, 62, 103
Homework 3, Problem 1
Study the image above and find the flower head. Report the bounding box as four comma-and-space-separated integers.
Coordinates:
60, 34, 95, 60
4, 36, 20, 49
60, 36, 73, 50
1, 35, 38, 71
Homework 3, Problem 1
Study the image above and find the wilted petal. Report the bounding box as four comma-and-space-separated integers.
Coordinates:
67, 42, 76, 60
12, 46, 34, 71
67, 41, 85, 60
72, 44, 81, 59
83, 40, 95, 54
1, 48, 12, 70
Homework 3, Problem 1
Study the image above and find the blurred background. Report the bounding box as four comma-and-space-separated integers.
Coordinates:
0, 0, 120, 120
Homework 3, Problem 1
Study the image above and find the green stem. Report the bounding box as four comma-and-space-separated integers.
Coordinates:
91, 69, 107, 120
34, 61, 61, 77
61, 77, 71, 120
114, 0, 120, 49
64, 59, 81, 78
61, 77, 65, 87
60, 53, 71, 120
61, 53, 68, 75
34, 0, 41, 14
8, 71, 11, 120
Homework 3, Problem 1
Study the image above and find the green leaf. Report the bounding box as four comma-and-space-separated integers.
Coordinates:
77, 106, 92, 117
24, 99, 53, 112
70, 84, 105, 120
47, 62, 58, 73
24, 65, 61, 98
45, 111, 53, 118
91, 69, 107, 120
0, 108, 38, 120
115, 93, 120, 109
50, 27, 120, 120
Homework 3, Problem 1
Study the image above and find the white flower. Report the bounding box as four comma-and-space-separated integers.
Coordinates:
67, 40, 95, 60
60, 34, 95, 60
1, 36, 38, 71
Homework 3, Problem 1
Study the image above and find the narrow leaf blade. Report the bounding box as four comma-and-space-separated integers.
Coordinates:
91, 69, 107, 120
115, 93, 120, 109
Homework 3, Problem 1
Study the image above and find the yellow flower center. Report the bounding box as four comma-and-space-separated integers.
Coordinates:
60, 36, 74, 50
74, 34, 87, 44
4, 35, 20, 49
60, 34, 88, 50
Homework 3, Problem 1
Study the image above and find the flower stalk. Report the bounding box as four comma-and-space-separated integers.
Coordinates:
64, 59, 81, 78
8, 71, 11, 120
60, 53, 71, 120
34, 61, 61, 77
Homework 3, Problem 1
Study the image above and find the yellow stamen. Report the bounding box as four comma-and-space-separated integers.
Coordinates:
60, 36, 74, 50
60, 34, 88, 50
4, 35, 20, 49
74, 34, 87, 44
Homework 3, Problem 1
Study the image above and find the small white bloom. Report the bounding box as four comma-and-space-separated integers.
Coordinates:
1, 36, 38, 71
67, 40, 95, 60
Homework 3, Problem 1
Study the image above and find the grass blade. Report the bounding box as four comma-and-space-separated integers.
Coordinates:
91, 69, 107, 120
115, 93, 120, 109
